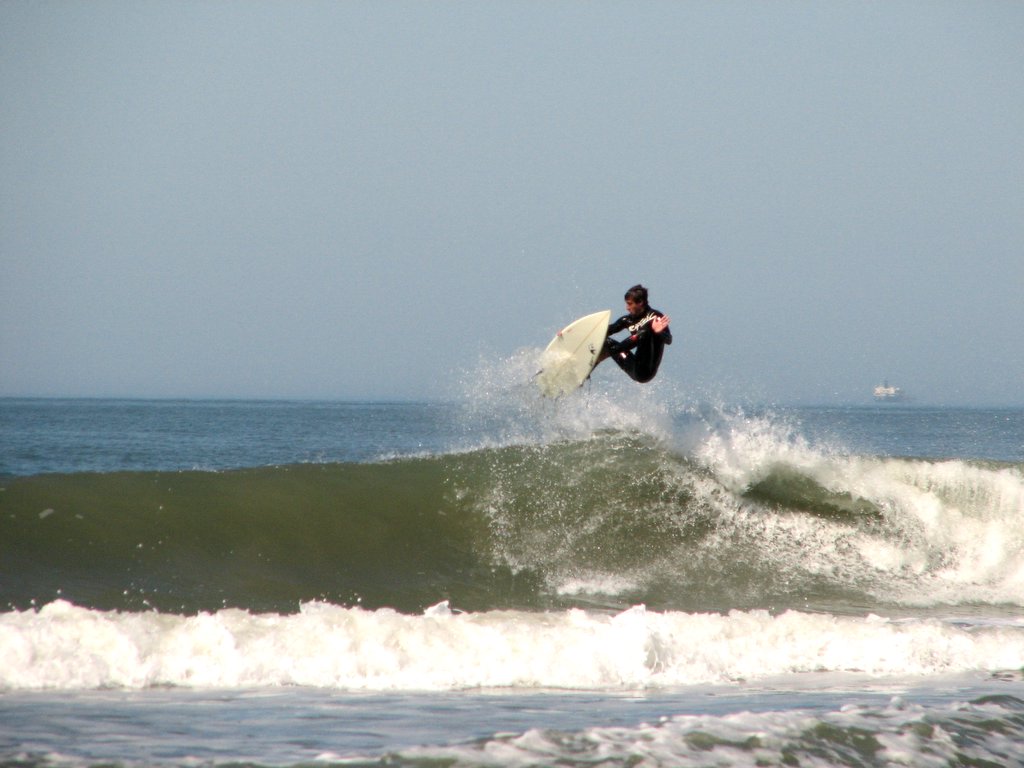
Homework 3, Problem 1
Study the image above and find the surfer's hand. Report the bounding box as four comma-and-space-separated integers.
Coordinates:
653, 315, 670, 333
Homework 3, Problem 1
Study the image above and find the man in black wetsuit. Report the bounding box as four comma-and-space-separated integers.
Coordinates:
597, 284, 672, 383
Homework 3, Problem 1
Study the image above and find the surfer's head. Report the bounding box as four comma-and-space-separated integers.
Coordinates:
624, 284, 649, 315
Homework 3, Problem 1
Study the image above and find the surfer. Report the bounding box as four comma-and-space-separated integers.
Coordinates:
597, 284, 672, 383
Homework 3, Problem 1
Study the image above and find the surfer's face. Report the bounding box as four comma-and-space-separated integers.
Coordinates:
625, 297, 646, 316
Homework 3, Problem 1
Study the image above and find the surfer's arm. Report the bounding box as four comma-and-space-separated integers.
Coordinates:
605, 316, 636, 355
607, 316, 630, 336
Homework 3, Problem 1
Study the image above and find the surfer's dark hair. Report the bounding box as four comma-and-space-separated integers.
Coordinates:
624, 284, 648, 305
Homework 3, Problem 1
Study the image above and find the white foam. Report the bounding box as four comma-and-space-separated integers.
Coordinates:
692, 407, 840, 494
3, 601, 1024, 691
398, 696, 1024, 767
690, 407, 1024, 606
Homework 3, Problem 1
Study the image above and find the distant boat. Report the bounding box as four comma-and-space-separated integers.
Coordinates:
873, 381, 903, 401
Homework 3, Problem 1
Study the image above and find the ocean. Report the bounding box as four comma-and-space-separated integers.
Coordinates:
2, 384, 1024, 767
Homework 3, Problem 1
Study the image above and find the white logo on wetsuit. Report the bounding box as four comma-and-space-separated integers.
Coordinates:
628, 313, 658, 335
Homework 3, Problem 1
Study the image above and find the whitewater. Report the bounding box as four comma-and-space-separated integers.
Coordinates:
2, 385, 1024, 766
4, 600, 1024, 692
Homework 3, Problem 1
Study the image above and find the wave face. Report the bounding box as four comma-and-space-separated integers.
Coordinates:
3, 427, 1024, 616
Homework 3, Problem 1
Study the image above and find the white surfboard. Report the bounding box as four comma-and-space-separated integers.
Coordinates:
536, 310, 611, 398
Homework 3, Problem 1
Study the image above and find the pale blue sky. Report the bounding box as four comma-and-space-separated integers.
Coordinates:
3, 1, 1022, 404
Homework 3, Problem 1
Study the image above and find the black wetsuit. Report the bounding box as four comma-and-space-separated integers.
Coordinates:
604, 308, 672, 383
